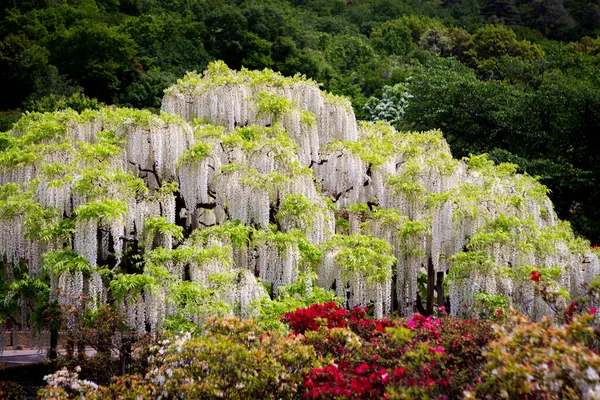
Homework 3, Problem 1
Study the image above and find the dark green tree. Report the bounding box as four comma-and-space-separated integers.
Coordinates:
0, 34, 50, 108
48, 23, 138, 102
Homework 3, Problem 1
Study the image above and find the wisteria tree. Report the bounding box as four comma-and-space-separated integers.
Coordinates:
0, 61, 598, 349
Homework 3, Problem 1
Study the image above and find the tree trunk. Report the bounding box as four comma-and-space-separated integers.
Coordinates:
426, 256, 435, 316
120, 338, 132, 375
436, 271, 445, 309
49, 328, 58, 361
77, 338, 86, 363
66, 334, 74, 360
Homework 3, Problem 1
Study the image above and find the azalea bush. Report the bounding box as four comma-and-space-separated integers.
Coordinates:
0, 381, 26, 400
282, 303, 493, 399
531, 269, 600, 352
472, 313, 600, 399
281, 302, 350, 333
144, 317, 322, 399
37, 367, 99, 399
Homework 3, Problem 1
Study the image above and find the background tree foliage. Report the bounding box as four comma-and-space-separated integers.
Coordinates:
1, 0, 600, 242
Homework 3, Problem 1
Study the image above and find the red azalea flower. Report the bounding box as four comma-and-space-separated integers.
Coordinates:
591, 307, 597, 315
369, 373, 378, 383
531, 270, 541, 283
497, 309, 503, 317
355, 363, 370, 374
379, 368, 390, 384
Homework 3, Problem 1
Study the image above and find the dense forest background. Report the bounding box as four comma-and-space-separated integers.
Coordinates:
1, 0, 599, 244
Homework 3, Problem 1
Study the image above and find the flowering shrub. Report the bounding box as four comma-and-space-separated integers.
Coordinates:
37, 367, 99, 399
472, 313, 600, 399
85, 375, 154, 400
0, 381, 26, 400
145, 317, 322, 399
283, 303, 492, 399
281, 302, 349, 333
531, 270, 600, 352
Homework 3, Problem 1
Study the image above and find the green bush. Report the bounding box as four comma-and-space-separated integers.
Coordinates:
24, 93, 103, 114
472, 313, 600, 399
145, 317, 322, 399
0, 381, 26, 400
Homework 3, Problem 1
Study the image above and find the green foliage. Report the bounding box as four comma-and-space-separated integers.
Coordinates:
0, 34, 51, 109
164, 279, 233, 328
364, 84, 411, 130
177, 142, 212, 166
324, 234, 396, 284
75, 198, 128, 223
48, 23, 138, 102
193, 221, 252, 246
463, 24, 544, 74
370, 19, 413, 56
276, 194, 321, 228
142, 216, 183, 240
119, 69, 178, 110
24, 93, 103, 113
109, 273, 156, 300
0, 111, 23, 132
253, 91, 295, 122
43, 249, 91, 275
473, 292, 510, 319
148, 317, 321, 399
473, 313, 600, 399
392, 15, 446, 43
447, 251, 497, 282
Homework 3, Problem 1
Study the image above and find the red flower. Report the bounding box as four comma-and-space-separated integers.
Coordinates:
497, 309, 503, 317
379, 368, 390, 384
354, 363, 370, 374
531, 270, 541, 283
393, 367, 405, 378
590, 307, 597, 315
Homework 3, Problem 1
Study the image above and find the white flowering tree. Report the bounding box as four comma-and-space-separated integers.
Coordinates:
0, 61, 598, 349
363, 83, 411, 130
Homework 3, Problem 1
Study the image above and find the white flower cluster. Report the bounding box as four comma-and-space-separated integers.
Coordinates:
162, 70, 356, 158
43, 367, 99, 395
